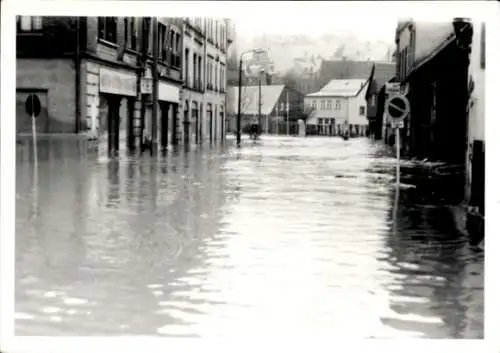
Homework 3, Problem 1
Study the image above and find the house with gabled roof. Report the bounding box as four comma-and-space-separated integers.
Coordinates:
314, 59, 374, 93
304, 78, 370, 137
364, 62, 396, 139
227, 84, 304, 134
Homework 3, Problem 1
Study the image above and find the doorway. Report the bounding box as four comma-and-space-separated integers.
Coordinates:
160, 102, 170, 150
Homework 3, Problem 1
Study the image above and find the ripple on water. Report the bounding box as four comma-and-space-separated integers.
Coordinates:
15, 137, 483, 337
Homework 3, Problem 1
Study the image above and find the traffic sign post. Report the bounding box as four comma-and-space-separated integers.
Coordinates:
25, 94, 42, 166
385, 93, 410, 186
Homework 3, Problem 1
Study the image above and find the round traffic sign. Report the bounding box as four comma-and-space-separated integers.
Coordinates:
386, 94, 410, 121
25, 94, 42, 118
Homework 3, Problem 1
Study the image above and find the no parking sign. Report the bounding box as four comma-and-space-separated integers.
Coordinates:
386, 94, 410, 128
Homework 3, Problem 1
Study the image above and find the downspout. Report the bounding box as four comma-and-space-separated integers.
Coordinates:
202, 22, 207, 143
75, 18, 82, 134
139, 18, 149, 150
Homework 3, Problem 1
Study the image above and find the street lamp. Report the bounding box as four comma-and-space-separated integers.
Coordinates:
237, 48, 266, 148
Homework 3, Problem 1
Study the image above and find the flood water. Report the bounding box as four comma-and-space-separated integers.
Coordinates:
15, 136, 483, 338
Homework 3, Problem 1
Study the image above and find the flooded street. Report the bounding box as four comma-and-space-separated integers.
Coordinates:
15, 136, 483, 338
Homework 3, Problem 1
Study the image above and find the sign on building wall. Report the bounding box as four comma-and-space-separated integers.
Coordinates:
159, 82, 180, 103
99, 68, 137, 97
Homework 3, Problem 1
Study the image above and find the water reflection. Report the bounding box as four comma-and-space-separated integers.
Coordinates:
15, 137, 483, 338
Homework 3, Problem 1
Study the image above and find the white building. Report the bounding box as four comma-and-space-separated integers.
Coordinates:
182, 17, 234, 146
304, 78, 370, 136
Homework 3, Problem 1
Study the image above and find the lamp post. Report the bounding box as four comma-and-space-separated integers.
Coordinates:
237, 48, 266, 148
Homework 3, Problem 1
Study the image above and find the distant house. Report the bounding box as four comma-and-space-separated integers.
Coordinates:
364, 62, 396, 139
227, 84, 304, 134
304, 78, 370, 137
314, 59, 374, 93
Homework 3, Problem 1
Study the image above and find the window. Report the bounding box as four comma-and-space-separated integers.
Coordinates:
215, 20, 218, 46
214, 63, 218, 91
320, 100, 326, 110
124, 17, 138, 51
17, 16, 43, 32
335, 100, 341, 110
98, 17, 118, 43
312, 100, 317, 109
326, 100, 332, 110
318, 118, 323, 125
371, 95, 376, 106
220, 67, 224, 92
170, 31, 181, 68
359, 106, 366, 115
193, 53, 198, 89
185, 48, 190, 86
158, 23, 168, 62
207, 60, 213, 89
198, 56, 203, 89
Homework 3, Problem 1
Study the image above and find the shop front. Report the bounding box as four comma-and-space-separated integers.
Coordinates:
98, 67, 137, 155
158, 81, 180, 149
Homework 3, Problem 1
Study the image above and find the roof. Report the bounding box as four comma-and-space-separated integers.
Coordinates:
414, 22, 455, 69
227, 85, 285, 115
315, 59, 374, 91
366, 62, 396, 97
307, 79, 368, 98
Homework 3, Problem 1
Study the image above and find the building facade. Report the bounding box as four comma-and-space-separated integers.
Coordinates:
181, 17, 234, 146
394, 18, 484, 212
16, 16, 234, 153
304, 79, 369, 137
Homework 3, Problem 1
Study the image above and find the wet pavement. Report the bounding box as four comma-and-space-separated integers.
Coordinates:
15, 136, 483, 338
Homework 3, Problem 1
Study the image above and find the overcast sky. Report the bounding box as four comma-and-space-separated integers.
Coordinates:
230, 1, 488, 43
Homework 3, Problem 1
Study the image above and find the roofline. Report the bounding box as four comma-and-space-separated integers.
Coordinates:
306, 78, 370, 99
364, 64, 376, 100
405, 32, 456, 82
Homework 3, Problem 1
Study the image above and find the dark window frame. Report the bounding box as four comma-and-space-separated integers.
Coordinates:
98, 17, 118, 44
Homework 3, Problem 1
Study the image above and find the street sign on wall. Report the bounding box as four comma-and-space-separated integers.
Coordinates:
385, 82, 401, 96
386, 94, 410, 125
25, 94, 41, 118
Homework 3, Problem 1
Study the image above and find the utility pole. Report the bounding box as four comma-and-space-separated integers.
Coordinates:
258, 71, 262, 127
236, 56, 243, 147
151, 17, 159, 156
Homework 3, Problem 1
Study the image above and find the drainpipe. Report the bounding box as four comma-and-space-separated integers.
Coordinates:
151, 17, 159, 155
139, 18, 149, 151
202, 23, 207, 143
74, 18, 82, 134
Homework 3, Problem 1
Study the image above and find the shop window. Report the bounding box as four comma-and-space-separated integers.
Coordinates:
98, 17, 118, 43
318, 118, 323, 125
17, 16, 43, 32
